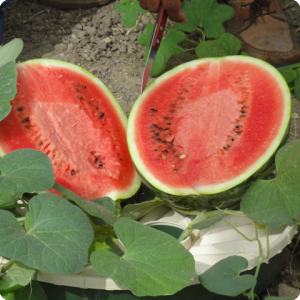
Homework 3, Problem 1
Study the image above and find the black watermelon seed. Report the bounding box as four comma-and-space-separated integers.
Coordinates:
153, 124, 158, 128
157, 138, 162, 142
235, 130, 242, 133
164, 128, 169, 130
78, 96, 84, 100
89, 102, 93, 105
173, 169, 179, 171
150, 130, 155, 133
235, 125, 240, 128
231, 138, 234, 141
150, 114, 155, 116
82, 85, 87, 89
241, 110, 246, 113
223, 147, 228, 150
75, 89, 80, 92
170, 110, 175, 113
71, 170, 76, 175
171, 104, 176, 107
95, 107, 99, 109
151, 136, 155, 138
154, 149, 158, 151
151, 108, 157, 112
159, 128, 163, 131
183, 89, 188, 92
99, 163, 103, 168
120, 158, 123, 161
156, 158, 160, 161
95, 157, 99, 163
167, 123, 171, 125
162, 150, 168, 153
178, 97, 184, 100
240, 115, 246, 118
39, 142, 43, 146
154, 133, 159, 136
17, 107, 23, 112
99, 112, 105, 119
227, 145, 230, 148
22, 117, 29, 123
162, 141, 167, 144
164, 117, 169, 120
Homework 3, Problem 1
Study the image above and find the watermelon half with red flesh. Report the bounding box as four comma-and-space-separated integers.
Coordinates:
0, 59, 141, 200
127, 56, 291, 211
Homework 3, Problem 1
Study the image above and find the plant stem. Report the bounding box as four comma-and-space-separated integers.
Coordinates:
263, 227, 270, 260
222, 220, 256, 242
17, 217, 25, 223
185, 38, 200, 45
220, 209, 246, 217
178, 210, 220, 241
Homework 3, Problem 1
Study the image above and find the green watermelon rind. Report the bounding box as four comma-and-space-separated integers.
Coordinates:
1, 59, 141, 201
127, 56, 291, 201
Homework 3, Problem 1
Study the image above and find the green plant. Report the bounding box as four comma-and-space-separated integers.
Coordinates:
0, 38, 299, 300
115, 0, 242, 76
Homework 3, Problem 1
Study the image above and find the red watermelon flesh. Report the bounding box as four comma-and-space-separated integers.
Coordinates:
128, 57, 290, 196
0, 59, 140, 200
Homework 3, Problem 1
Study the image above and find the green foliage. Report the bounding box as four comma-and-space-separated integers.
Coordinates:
0, 38, 23, 68
195, 33, 241, 58
0, 261, 35, 292
91, 219, 195, 297
174, 0, 234, 38
120, 197, 165, 219
0, 191, 22, 208
1, 281, 47, 300
198, 256, 256, 296
138, 25, 186, 76
241, 139, 300, 227
0, 149, 54, 193
0, 194, 94, 274
115, 0, 147, 28
54, 182, 118, 226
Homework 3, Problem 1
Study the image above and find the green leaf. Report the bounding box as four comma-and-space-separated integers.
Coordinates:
0, 191, 22, 208
241, 140, 300, 227
91, 219, 195, 297
195, 33, 241, 58
0, 261, 35, 292
0, 61, 17, 122
294, 68, 300, 100
277, 65, 297, 85
0, 194, 94, 274
191, 211, 226, 230
198, 256, 256, 296
2, 280, 47, 300
93, 197, 116, 213
138, 25, 186, 77
120, 198, 165, 220
0, 149, 55, 193
174, 0, 234, 38
0, 39, 23, 68
54, 182, 118, 226
24, 213, 31, 233
115, 0, 147, 28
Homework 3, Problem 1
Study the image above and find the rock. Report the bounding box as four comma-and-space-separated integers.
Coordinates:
278, 283, 300, 299
87, 27, 97, 36
54, 43, 67, 52
67, 43, 74, 51
63, 13, 72, 21
119, 45, 127, 53
98, 40, 108, 50
72, 29, 87, 39
71, 34, 80, 44
103, 37, 112, 44
292, 280, 300, 289
75, 24, 83, 30
103, 17, 112, 27
106, 51, 112, 58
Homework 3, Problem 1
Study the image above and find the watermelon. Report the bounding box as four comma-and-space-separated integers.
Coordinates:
127, 56, 291, 211
0, 59, 141, 200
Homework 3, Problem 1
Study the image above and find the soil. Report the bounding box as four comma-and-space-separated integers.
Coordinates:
1, 0, 300, 298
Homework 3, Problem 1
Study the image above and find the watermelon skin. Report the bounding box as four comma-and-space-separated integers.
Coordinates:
0, 59, 141, 200
127, 56, 291, 211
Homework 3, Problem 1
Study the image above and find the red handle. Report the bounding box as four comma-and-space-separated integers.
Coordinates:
151, 6, 168, 51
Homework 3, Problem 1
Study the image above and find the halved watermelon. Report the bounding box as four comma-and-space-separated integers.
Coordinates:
0, 59, 141, 200
127, 56, 291, 211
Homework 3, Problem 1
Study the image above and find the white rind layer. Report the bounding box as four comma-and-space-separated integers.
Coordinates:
127, 56, 291, 196
1, 59, 141, 200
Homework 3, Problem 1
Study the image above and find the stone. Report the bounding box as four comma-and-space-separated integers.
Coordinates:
119, 45, 127, 53
103, 17, 112, 27
75, 24, 83, 30
67, 43, 74, 51
71, 34, 80, 44
87, 27, 97, 36
98, 40, 108, 50
278, 283, 300, 299
54, 43, 67, 52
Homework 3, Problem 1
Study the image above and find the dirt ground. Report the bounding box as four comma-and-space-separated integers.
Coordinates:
2, 0, 300, 298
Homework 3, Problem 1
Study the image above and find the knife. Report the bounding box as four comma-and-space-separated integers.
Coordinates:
141, 5, 168, 93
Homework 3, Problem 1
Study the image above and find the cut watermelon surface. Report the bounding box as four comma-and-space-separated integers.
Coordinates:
0, 59, 140, 200
127, 56, 291, 210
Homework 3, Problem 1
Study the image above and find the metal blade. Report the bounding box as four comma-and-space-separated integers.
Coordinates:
141, 47, 157, 93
